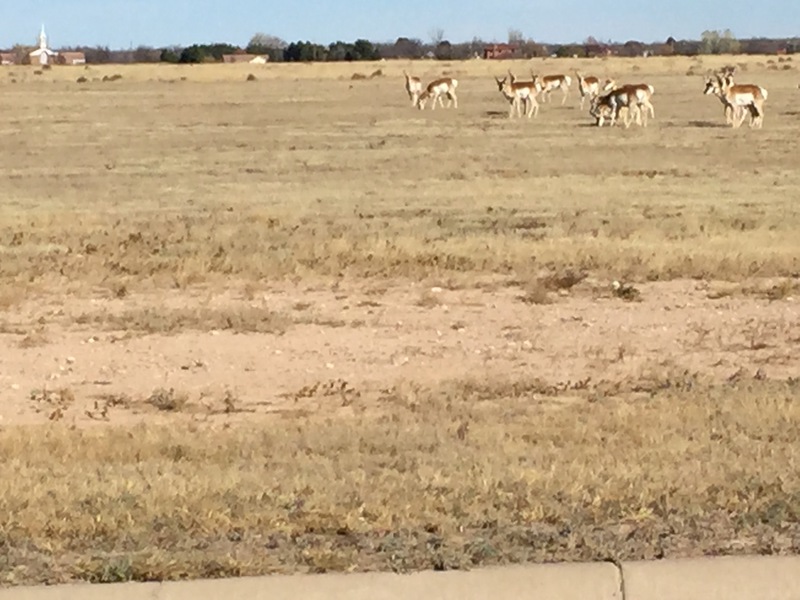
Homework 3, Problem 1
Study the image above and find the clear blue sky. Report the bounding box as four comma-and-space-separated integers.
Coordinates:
2, 0, 798, 49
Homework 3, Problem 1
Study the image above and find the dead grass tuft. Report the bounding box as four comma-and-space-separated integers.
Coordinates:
146, 387, 190, 412
28, 387, 76, 421
16, 329, 50, 348
416, 289, 444, 308
75, 306, 291, 335
518, 279, 553, 305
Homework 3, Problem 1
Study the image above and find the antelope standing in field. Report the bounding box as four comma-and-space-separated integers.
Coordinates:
530, 71, 572, 105
703, 72, 767, 128
403, 70, 423, 107
417, 77, 458, 110
591, 84, 655, 128
495, 71, 540, 119
575, 71, 616, 110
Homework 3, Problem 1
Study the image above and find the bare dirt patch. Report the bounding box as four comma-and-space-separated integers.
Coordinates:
0, 279, 797, 426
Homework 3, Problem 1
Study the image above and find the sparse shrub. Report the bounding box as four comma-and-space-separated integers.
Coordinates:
33, 70, 43, 75
17, 330, 49, 348
76, 76, 88, 83
147, 387, 189, 412
416, 289, 443, 308
246, 73, 257, 81
518, 282, 552, 305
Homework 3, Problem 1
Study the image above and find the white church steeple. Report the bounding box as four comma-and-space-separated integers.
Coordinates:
29, 23, 57, 65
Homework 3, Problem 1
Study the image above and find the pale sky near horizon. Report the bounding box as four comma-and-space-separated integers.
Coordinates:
1, 0, 798, 49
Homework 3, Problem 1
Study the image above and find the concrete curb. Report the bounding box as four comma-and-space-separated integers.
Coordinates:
0, 556, 798, 599
622, 555, 800, 600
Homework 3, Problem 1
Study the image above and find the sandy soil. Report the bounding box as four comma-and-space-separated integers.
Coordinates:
1, 278, 797, 427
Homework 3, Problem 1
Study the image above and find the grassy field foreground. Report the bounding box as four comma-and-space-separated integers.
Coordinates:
1, 377, 799, 585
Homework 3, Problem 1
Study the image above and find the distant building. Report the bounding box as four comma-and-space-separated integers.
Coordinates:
0, 53, 15, 65
222, 54, 269, 64
483, 43, 521, 60
584, 44, 614, 58
29, 25, 57, 65
57, 51, 86, 65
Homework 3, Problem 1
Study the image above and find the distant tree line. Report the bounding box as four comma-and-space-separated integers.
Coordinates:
3, 30, 796, 64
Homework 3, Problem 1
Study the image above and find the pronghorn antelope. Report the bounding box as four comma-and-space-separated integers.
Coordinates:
702, 74, 736, 125
591, 84, 655, 127
403, 70, 423, 107
417, 77, 458, 110
495, 72, 540, 119
703, 72, 767, 128
530, 72, 572, 105
575, 71, 616, 110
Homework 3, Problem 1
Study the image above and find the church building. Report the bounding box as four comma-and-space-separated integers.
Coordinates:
29, 25, 57, 65
26, 25, 85, 65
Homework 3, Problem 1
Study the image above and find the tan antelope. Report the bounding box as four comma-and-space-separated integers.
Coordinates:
702, 74, 736, 125
403, 70, 423, 107
575, 71, 616, 110
591, 84, 655, 127
703, 72, 767, 128
417, 77, 458, 110
495, 71, 540, 118
530, 71, 572, 105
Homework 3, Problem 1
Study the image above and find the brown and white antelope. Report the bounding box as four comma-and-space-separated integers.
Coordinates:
591, 84, 655, 128
575, 71, 616, 110
417, 77, 458, 110
530, 72, 572, 105
703, 72, 767, 128
403, 70, 423, 107
495, 71, 540, 119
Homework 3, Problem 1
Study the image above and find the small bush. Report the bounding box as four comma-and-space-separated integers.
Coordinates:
76, 76, 88, 84
246, 73, 257, 81
147, 388, 189, 412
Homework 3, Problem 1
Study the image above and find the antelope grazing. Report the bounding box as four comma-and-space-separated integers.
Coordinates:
530, 72, 572, 105
575, 71, 616, 110
703, 73, 767, 128
403, 70, 423, 107
495, 72, 540, 119
417, 77, 458, 110
591, 84, 655, 128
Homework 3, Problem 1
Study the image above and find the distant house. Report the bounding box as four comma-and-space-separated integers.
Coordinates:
222, 54, 269, 64
483, 43, 521, 60
57, 51, 86, 65
584, 44, 613, 58
0, 53, 15, 65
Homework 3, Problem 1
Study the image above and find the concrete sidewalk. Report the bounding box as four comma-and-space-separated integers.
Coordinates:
0, 556, 798, 599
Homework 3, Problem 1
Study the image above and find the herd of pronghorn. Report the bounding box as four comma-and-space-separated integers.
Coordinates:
402, 65, 770, 128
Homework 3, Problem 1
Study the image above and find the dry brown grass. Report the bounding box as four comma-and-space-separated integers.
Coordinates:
1, 377, 798, 585
1, 56, 799, 302
73, 305, 291, 335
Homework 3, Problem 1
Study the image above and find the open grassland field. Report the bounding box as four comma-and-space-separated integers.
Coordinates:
1, 56, 799, 585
